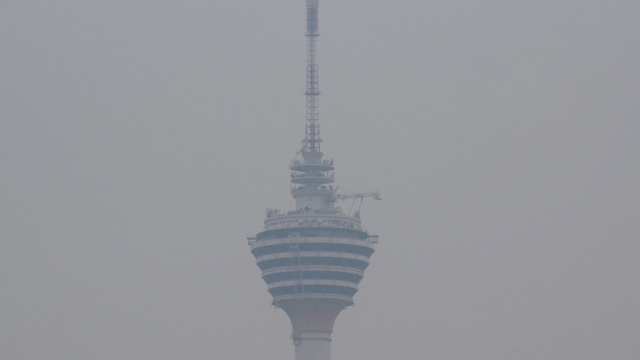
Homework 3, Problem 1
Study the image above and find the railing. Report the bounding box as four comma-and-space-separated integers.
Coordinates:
290, 172, 334, 179
290, 159, 334, 167
266, 208, 364, 219
267, 208, 344, 218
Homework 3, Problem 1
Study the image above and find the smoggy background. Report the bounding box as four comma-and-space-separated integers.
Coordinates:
2, 1, 639, 359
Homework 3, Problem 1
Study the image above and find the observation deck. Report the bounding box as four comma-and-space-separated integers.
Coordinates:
290, 158, 334, 172
249, 207, 377, 306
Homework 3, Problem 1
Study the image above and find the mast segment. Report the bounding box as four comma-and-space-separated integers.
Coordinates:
304, 0, 321, 155
290, 0, 334, 211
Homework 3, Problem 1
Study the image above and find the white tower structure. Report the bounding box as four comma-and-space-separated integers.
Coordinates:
247, 2, 379, 360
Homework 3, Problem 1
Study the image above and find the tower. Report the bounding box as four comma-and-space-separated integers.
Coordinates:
247, 2, 379, 360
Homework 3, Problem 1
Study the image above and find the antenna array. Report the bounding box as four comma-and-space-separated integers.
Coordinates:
303, 0, 321, 153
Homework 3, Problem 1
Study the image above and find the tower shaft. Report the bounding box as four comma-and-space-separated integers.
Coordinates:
294, 332, 331, 360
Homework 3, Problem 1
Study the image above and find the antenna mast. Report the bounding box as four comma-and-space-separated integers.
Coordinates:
303, 0, 321, 154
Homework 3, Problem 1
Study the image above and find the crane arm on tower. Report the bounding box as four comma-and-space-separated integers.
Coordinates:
333, 191, 381, 202
332, 191, 380, 218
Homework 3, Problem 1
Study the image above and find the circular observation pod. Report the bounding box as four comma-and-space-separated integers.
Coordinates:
251, 236, 375, 304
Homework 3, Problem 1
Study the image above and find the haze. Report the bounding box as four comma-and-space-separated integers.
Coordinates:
2, 1, 639, 359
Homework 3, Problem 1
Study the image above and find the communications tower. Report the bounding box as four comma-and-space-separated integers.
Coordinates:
247, 1, 379, 360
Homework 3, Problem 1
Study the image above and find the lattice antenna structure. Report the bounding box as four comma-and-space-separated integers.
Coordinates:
303, 0, 321, 154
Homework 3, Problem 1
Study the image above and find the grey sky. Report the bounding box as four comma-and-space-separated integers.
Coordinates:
2, 1, 639, 359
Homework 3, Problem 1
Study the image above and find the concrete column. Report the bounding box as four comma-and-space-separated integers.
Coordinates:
293, 332, 331, 360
